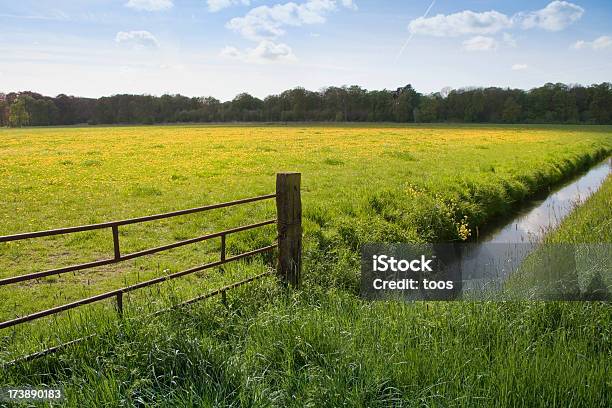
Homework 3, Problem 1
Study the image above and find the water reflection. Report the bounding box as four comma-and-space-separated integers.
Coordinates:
484, 160, 611, 244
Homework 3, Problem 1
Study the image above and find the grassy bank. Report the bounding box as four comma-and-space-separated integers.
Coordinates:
1, 125, 611, 406
542, 173, 611, 243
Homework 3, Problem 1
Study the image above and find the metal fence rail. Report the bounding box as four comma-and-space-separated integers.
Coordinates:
0, 172, 302, 363
0, 194, 276, 243
0, 218, 276, 286
0, 193, 278, 329
0, 244, 277, 330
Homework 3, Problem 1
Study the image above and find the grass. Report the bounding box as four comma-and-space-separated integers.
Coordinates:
3, 288, 611, 407
542, 173, 612, 244
0, 124, 611, 406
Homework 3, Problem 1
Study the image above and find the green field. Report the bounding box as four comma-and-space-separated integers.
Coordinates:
1, 125, 611, 407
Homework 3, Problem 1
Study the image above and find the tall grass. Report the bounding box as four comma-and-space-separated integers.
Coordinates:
2, 284, 610, 407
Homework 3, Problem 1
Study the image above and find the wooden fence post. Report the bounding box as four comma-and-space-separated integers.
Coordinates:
276, 172, 302, 288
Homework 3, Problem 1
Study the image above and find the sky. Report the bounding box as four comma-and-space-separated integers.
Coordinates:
1, 0, 611, 100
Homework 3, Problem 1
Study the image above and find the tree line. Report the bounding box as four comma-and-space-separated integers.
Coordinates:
1, 82, 611, 127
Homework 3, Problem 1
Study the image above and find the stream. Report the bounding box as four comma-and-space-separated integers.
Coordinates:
461, 158, 611, 296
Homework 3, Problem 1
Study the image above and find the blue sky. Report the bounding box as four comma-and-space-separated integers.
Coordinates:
1, 0, 611, 100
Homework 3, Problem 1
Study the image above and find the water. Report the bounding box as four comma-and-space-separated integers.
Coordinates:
461, 158, 611, 295
482, 158, 611, 244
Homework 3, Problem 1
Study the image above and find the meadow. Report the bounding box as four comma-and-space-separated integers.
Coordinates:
0, 124, 611, 406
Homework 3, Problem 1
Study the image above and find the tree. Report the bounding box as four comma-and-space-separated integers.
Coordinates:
588, 83, 612, 124
231, 93, 263, 121
392, 85, 420, 122
0, 94, 8, 126
366, 90, 394, 122
21, 96, 59, 125
188, 96, 221, 122
502, 97, 522, 123
8, 97, 30, 127
2, 81, 612, 126
345, 85, 369, 121
322, 87, 349, 121
415, 94, 442, 122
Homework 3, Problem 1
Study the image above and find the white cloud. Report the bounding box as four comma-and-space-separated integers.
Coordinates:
462, 36, 498, 51
340, 0, 357, 10
573, 35, 612, 50
590, 36, 612, 49
220, 46, 242, 59
251, 40, 297, 61
408, 10, 512, 37
115, 31, 159, 48
227, 0, 356, 41
519, 1, 583, 31
512, 63, 528, 70
221, 40, 297, 63
408, 2, 584, 38
207, 0, 250, 13
503, 33, 517, 48
125, 0, 173, 11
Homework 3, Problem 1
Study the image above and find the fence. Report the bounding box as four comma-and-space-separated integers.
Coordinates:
0, 173, 302, 359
